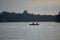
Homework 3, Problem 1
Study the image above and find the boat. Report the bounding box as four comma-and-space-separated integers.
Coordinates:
29, 22, 39, 25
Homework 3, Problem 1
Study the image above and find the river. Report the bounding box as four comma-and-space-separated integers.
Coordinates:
0, 22, 60, 40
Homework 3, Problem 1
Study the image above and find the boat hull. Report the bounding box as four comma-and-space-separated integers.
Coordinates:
29, 24, 39, 25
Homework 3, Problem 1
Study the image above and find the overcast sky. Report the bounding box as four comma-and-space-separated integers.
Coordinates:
0, 0, 60, 15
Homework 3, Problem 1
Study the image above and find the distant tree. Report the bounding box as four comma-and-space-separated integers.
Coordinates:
12, 12, 16, 14
57, 11, 60, 16
23, 10, 28, 14
56, 11, 60, 22
0, 11, 8, 22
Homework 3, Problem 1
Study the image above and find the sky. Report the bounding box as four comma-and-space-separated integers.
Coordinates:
0, 0, 60, 15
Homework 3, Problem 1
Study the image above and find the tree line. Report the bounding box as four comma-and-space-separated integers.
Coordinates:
0, 10, 60, 22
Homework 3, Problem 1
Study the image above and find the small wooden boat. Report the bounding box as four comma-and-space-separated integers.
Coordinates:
29, 22, 39, 25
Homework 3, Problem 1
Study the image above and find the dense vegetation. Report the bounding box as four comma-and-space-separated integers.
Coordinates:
0, 10, 60, 22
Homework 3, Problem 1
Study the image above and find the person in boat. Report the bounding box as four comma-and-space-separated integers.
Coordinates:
32, 22, 34, 25
29, 22, 39, 25
36, 23, 39, 25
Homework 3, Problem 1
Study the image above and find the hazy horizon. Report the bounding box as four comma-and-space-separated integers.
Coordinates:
0, 0, 60, 15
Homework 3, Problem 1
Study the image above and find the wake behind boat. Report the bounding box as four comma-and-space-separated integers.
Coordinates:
29, 22, 39, 25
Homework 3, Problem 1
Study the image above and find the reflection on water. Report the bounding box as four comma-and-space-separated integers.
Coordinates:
0, 22, 60, 40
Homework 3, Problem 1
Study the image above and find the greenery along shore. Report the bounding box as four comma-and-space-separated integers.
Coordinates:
0, 10, 60, 22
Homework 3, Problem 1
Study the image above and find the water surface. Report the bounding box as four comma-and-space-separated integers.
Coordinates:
0, 22, 60, 40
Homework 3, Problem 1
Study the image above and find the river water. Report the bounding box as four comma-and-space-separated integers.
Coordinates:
0, 22, 60, 40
